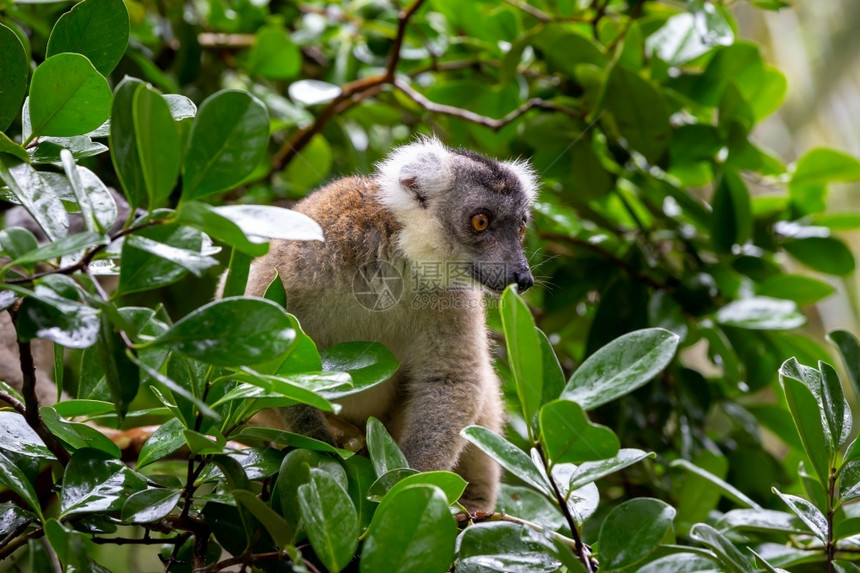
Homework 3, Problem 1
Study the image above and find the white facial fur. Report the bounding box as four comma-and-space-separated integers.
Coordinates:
376, 136, 537, 265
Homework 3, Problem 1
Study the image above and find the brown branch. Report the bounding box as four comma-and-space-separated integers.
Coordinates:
92, 535, 186, 545
386, 0, 427, 80
394, 79, 582, 130
271, 0, 427, 171
17, 340, 69, 464
0, 389, 26, 416
502, 0, 551, 22
0, 526, 44, 560
196, 33, 255, 48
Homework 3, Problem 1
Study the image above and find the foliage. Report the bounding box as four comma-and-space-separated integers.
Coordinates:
1, 0, 860, 571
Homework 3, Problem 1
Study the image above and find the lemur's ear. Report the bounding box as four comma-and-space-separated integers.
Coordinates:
502, 159, 539, 202
377, 137, 454, 211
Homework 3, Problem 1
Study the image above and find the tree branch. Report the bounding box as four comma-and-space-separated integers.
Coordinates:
16, 339, 69, 464
0, 526, 44, 560
394, 79, 582, 130
0, 389, 26, 416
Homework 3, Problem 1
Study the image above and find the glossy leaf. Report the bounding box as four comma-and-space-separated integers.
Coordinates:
690, 523, 755, 573
298, 469, 359, 572
276, 448, 348, 532
819, 361, 852, 450
0, 412, 55, 460
568, 448, 653, 491
598, 498, 676, 570
368, 470, 466, 505
319, 342, 399, 400
27, 53, 111, 139
772, 488, 828, 542
109, 77, 146, 210
46, 0, 129, 75
121, 488, 180, 523
151, 297, 295, 366
137, 418, 186, 468
716, 297, 806, 330
461, 425, 550, 495
716, 509, 806, 535
828, 329, 860, 400
124, 235, 218, 277
0, 451, 43, 520
213, 204, 324, 242
10, 232, 106, 266
779, 362, 833, 484
500, 286, 543, 430
783, 237, 855, 276
0, 160, 69, 241
639, 553, 723, 573
671, 459, 762, 510
41, 406, 119, 457
0, 23, 27, 132
539, 399, 619, 464
181, 90, 269, 199
455, 522, 562, 573
562, 328, 680, 410
60, 448, 147, 517
367, 416, 408, 477
233, 489, 294, 549
360, 485, 457, 573
118, 221, 203, 294
131, 85, 181, 208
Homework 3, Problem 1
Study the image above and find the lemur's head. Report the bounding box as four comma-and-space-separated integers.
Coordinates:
377, 137, 538, 293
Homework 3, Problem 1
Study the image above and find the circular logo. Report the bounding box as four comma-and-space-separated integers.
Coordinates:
352, 260, 403, 311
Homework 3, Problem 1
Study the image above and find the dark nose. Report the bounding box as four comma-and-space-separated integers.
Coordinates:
514, 270, 534, 292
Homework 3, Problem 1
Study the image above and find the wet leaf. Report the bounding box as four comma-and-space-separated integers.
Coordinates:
60, 448, 147, 517
121, 488, 180, 523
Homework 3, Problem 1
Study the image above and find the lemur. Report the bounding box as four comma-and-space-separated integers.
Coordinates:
241, 137, 537, 511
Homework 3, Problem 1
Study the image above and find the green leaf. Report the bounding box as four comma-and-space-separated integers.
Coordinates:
244, 25, 301, 79
689, 523, 754, 573
124, 235, 218, 277
779, 362, 833, 484
109, 77, 146, 210
60, 150, 97, 232
716, 297, 806, 330
223, 249, 251, 298
40, 406, 118, 457
838, 461, 860, 504
0, 412, 55, 460
0, 23, 28, 132
51, 400, 114, 418
0, 451, 43, 520
298, 469, 359, 572
783, 237, 855, 276
539, 399, 619, 464
27, 53, 111, 140
646, 11, 733, 66
537, 329, 565, 404
175, 201, 267, 257
212, 204, 324, 242
0, 160, 69, 241
0, 227, 38, 260
819, 361, 852, 450
319, 342, 399, 400
670, 459, 762, 509
711, 172, 752, 252
275, 448, 348, 532
500, 286, 543, 430
562, 328, 680, 410
233, 489, 294, 549
16, 285, 100, 349
716, 509, 806, 535
60, 448, 147, 517
461, 425, 550, 495
10, 232, 106, 266
0, 133, 28, 162
602, 64, 671, 163
639, 553, 723, 573
568, 448, 654, 491
132, 84, 181, 209
121, 488, 180, 523
38, 168, 117, 232
455, 522, 562, 573
151, 297, 295, 366
137, 418, 186, 468
772, 487, 828, 542
758, 274, 836, 305
181, 90, 269, 199
828, 329, 860, 401
497, 484, 566, 531
96, 315, 139, 422
46, 0, 129, 75
118, 220, 204, 294
236, 427, 353, 458
369, 470, 467, 505
360, 485, 457, 573
790, 148, 860, 215
367, 416, 408, 477
598, 498, 676, 570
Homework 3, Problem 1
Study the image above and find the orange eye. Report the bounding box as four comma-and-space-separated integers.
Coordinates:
519, 221, 527, 239
471, 213, 489, 232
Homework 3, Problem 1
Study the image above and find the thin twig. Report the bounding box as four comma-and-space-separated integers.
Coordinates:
0, 389, 26, 416
0, 526, 44, 560
394, 79, 583, 129
92, 535, 186, 545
